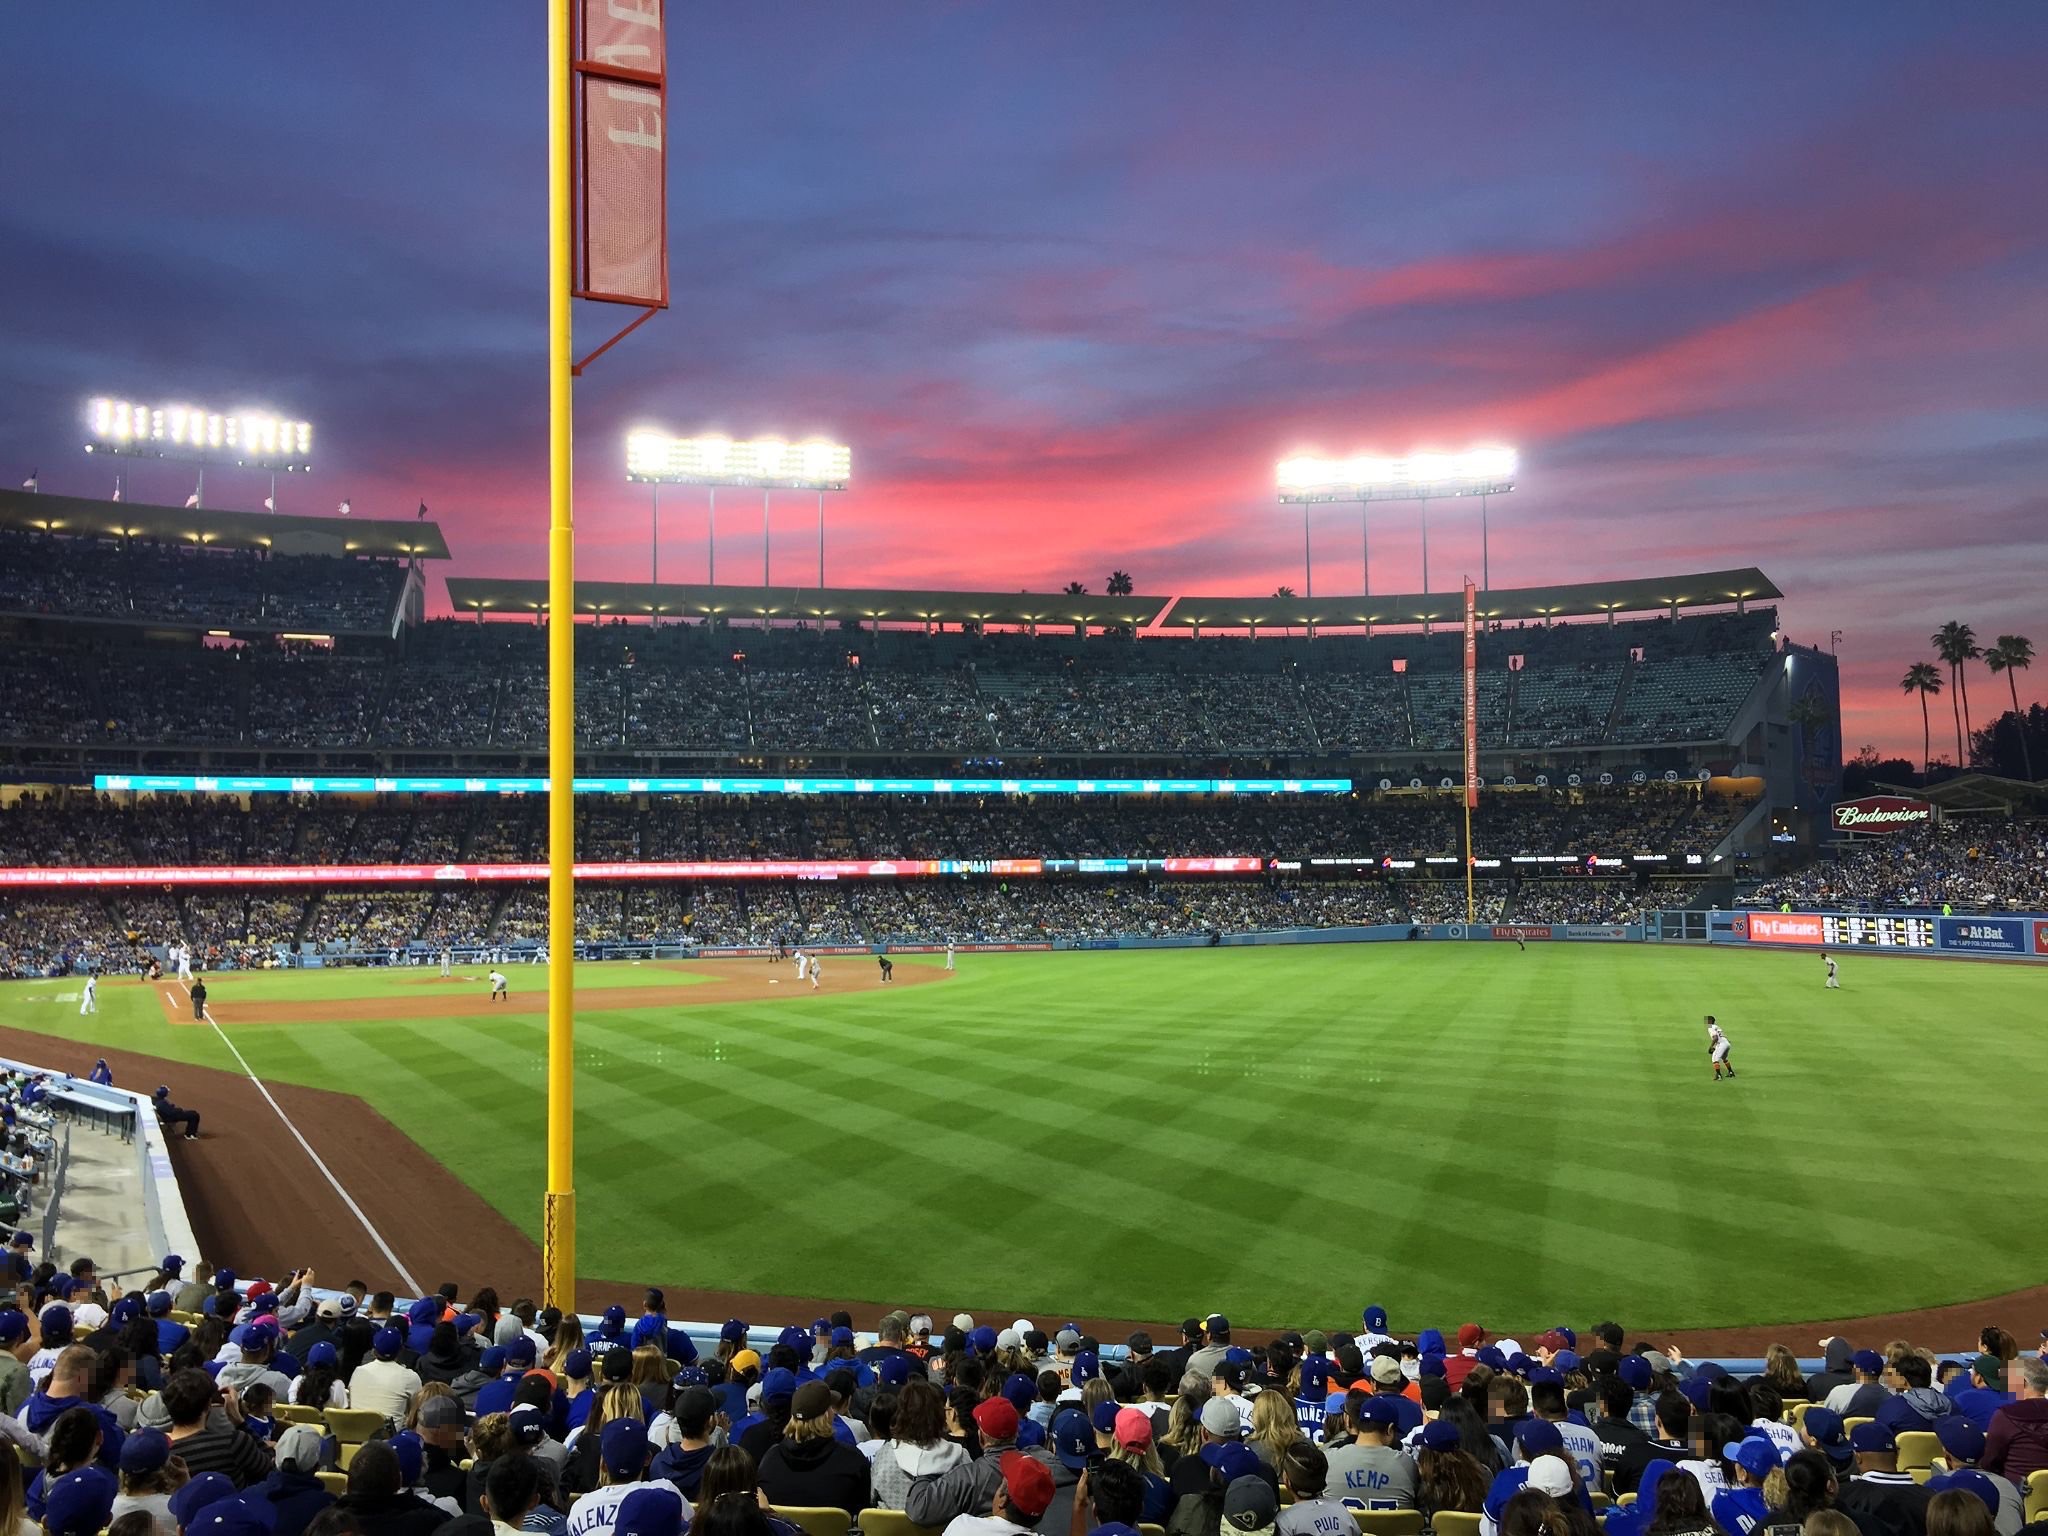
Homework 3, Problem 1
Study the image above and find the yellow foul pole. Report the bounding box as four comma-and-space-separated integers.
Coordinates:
544, 0, 576, 1312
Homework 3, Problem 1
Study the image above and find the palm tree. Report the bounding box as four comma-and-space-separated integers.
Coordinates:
1272, 585, 1296, 598
1931, 622, 1980, 766
1984, 634, 2036, 780
1104, 570, 1133, 597
1063, 580, 1088, 596
1900, 662, 1942, 777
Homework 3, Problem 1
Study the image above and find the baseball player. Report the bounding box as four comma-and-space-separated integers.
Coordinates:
174, 944, 193, 984
489, 970, 509, 1002
78, 975, 97, 1015
440, 948, 451, 978
1824, 955, 1839, 989
808, 955, 821, 990
1707, 1016, 1735, 1080
792, 947, 807, 979
877, 955, 894, 984
944, 942, 956, 972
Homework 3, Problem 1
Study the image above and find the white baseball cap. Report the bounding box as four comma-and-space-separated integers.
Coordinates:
73, 1303, 109, 1331
1528, 1458, 1574, 1498
1014, 1320, 1037, 1337
952, 1313, 974, 1332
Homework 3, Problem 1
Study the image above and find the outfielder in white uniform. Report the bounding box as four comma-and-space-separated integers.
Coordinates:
1707, 1016, 1735, 1080
440, 948, 452, 978
944, 942, 956, 972
1825, 956, 1839, 989
808, 956, 821, 990
79, 975, 97, 1015
489, 970, 509, 1001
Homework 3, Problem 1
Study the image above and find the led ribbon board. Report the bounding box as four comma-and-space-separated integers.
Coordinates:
94, 774, 1354, 796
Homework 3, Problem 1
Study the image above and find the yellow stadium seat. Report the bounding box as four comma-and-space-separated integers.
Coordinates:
1140, 1527, 1165, 1536
1908, 1469, 1931, 1485
1617, 1495, 1637, 1508
2024, 1470, 2048, 1524
316, 1472, 347, 1496
1590, 1493, 1611, 1510
170, 1311, 202, 1326
857, 1511, 940, 1536
771, 1509, 850, 1536
1430, 1514, 1481, 1536
1786, 1403, 1812, 1428
274, 1403, 325, 1425
1843, 1418, 1874, 1436
13, 1444, 37, 1469
1352, 1513, 1425, 1536
1896, 1432, 1939, 1473
324, 1407, 389, 1444
338, 1442, 363, 1470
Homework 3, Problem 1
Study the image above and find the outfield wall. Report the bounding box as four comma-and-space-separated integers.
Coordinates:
1652, 909, 2048, 961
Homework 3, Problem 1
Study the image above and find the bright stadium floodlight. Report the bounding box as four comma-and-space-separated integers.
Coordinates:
1275, 444, 1517, 598
85, 395, 314, 512
626, 430, 851, 591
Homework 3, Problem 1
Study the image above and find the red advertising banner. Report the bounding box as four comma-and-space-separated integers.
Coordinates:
1462, 579, 1478, 810
2035, 921, 2048, 956
0, 858, 1049, 888
1829, 796, 1934, 834
576, 0, 667, 307
1491, 925, 1553, 942
1748, 912, 1826, 944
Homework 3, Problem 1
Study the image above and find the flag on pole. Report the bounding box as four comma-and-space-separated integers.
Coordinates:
19, 469, 35, 492
184, 492, 201, 508
417, 500, 428, 521
263, 496, 275, 512
112, 478, 122, 503
338, 498, 352, 516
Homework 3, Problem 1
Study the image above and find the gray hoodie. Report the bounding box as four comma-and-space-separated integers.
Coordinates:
868, 1439, 968, 1511
903, 1441, 1059, 1527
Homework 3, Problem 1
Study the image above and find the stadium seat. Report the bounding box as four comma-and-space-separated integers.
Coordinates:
12, 1444, 36, 1469
2025, 1471, 2048, 1524
274, 1403, 325, 1425
1785, 1403, 1812, 1428
1895, 1432, 1938, 1473
170, 1311, 202, 1326
1140, 1526, 1165, 1536
1617, 1496, 1636, 1508
316, 1472, 347, 1497
857, 1511, 939, 1536
1843, 1417, 1874, 1435
1430, 1515, 1481, 1536
772, 1509, 851, 1536
1351, 1513, 1424, 1536
1590, 1493, 1610, 1510
324, 1408, 388, 1444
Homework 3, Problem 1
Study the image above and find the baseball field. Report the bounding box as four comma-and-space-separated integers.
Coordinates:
1, 942, 2041, 1338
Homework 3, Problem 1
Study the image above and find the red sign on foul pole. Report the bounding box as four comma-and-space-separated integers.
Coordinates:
574, 0, 668, 308
1463, 579, 1478, 809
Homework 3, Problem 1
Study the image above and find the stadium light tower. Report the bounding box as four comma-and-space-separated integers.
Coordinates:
84, 396, 313, 511
627, 431, 850, 589
1276, 446, 1517, 595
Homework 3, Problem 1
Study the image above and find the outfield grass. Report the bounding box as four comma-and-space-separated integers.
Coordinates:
4, 945, 2041, 1331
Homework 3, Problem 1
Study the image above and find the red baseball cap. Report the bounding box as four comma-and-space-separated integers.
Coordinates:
973, 1398, 1021, 1440
1457, 1323, 1486, 1350
1114, 1407, 1155, 1452
1000, 1452, 1055, 1520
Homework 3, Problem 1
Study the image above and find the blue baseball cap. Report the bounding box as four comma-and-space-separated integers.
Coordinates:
830, 1326, 855, 1348
161, 1254, 186, 1273
775, 1324, 808, 1352
1223, 1345, 1253, 1366
39, 1305, 73, 1342
1696, 1362, 1729, 1384
564, 1348, 592, 1380
481, 1346, 507, 1375
1516, 1419, 1564, 1456
0, 1311, 26, 1343
1679, 1377, 1713, 1409
1090, 1400, 1120, 1434
970, 1325, 998, 1355
1299, 1357, 1331, 1393
614, 1488, 685, 1536
505, 1335, 537, 1366
389, 1431, 424, 1488
1926, 1471, 2000, 1516
1723, 1437, 1780, 1479
1936, 1418, 1986, 1461
1507, 1352, 1533, 1375
1358, 1398, 1400, 1428
1849, 1423, 1896, 1454
602, 1305, 627, 1332
1051, 1408, 1093, 1470
7, 1232, 30, 1248
720, 1318, 749, 1343
878, 1354, 911, 1386
1421, 1420, 1462, 1451
1416, 1328, 1445, 1355
147, 1291, 173, 1317
306, 1342, 339, 1369
601, 1417, 651, 1477
1363, 1306, 1388, 1332
120, 1429, 173, 1475
1527, 1367, 1562, 1386
1553, 1328, 1577, 1349
44, 1469, 118, 1536
187, 1499, 277, 1536
1323, 1392, 1348, 1416
761, 1367, 798, 1402
1072, 1350, 1100, 1384
169, 1473, 240, 1527
1554, 1350, 1580, 1373
1852, 1349, 1885, 1374
1199, 1443, 1261, 1485
373, 1326, 404, 1357
1475, 1346, 1507, 1371
1618, 1356, 1652, 1390
1003, 1372, 1036, 1412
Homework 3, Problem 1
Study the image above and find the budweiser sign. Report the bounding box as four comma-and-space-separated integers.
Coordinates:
1830, 796, 1934, 833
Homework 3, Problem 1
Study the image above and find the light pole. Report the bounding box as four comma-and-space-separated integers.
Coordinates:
626, 432, 850, 591
82, 398, 313, 511
1277, 447, 1518, 599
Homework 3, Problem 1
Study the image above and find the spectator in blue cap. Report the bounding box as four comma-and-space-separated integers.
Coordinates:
330, 1440, 443, 1536
42, 1466, 117, 1536
1840, 1422, 1933, 1536
1825, 1351, 1892, 1421
1324, 1396, 1415, 1508
735, 1367, 799, 1463
349, 1328, 421, 1428
1951, 1356, 2015, 1436
1798, 1406, 1855, 1471
169, 1473, 240, 1531
1710, 1435, 1778, 1534
1930, 1418, 2024, 1533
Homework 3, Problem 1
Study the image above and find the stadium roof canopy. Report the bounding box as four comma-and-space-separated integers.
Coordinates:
444, 567, 1780, 629
0, 488, 451, 559
1879, 773, 2048, 812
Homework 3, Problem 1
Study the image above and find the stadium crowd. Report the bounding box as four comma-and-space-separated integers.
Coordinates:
0, 1265, 2039, 1536
1743, 823, 2048, 915
0, 611, 1775, 758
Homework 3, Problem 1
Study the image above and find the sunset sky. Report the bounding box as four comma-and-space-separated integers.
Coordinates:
2, 5, 2044, 759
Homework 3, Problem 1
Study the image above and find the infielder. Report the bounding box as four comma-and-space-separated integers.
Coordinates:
78, 975, 97, 1015
792, 948, 807, 979
489, 970, 509, 1001
808, 955, 821, 990
1824, 955, 1839, 989
944, 942, 956, 972
440, 948, 452, 978
1707, 1016, 1736, 1080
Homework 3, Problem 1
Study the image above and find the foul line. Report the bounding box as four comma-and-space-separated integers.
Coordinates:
173, 982, 423, 1294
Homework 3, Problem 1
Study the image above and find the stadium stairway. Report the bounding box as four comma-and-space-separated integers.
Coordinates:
1602, 652, 1638, 743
